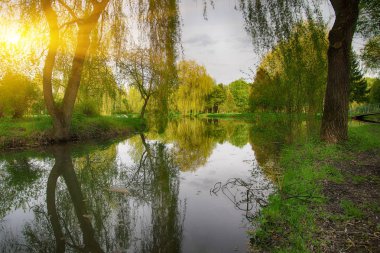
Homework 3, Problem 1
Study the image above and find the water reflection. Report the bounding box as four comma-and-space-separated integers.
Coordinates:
46, 146, 103, 252
248, 115, 320, 181
0, 117, 319, 252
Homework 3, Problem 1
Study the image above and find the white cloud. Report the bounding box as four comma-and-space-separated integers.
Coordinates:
179, 0, 258, 84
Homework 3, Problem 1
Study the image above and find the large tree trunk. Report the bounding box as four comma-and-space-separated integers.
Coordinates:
41, 0, 109, 142
321, 0, 360, 143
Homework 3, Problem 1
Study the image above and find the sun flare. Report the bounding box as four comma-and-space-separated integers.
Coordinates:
0, 26, 21, 45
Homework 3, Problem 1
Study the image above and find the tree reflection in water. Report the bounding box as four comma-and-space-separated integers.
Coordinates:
122, 133, 184, 253
0, 117, 321, 252
211, 177, 273, 223
1, 136, 185, 252
46, 145, 103, 252
211, 116, 319, 224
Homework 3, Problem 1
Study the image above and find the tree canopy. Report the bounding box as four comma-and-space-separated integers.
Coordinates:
175, 60, 215, 115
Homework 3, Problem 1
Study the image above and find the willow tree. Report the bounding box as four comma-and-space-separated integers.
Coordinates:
3, 0, 180, 140
238, 0, 363, 143
41, 0, 111, 141
250, 22, 328, 114
176, 60, 214, 115
138, 0, 180, 125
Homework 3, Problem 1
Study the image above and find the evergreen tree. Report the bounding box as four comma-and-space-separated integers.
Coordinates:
350, 52, 369, 103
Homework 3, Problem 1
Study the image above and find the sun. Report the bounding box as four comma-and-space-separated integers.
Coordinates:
7, 32, 21, 44
0, 26, 22, 45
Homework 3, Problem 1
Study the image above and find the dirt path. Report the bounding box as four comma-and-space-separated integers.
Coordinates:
317, 149, 380, 252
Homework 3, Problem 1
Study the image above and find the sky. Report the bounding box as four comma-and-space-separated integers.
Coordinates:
179, 1, 366, 84
179, 0, 257, 84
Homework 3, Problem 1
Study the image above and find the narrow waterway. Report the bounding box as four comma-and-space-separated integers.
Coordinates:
0, 117, 317, 252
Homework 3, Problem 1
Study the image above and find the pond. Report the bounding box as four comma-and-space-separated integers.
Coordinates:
0, 117, 318, 252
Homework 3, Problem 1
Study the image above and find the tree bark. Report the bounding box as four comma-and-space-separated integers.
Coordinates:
321, 0, 360, 143
140, 95, 150, 118
41, 0, 110, 141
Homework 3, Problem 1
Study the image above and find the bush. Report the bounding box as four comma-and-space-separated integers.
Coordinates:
0, 72, 39, 118
75, 100, 100, 116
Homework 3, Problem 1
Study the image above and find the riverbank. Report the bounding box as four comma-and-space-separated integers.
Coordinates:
0, 115, 145, 150
250, 123, 380, 252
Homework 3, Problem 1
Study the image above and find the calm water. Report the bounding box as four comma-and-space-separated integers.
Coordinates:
0, 117, 317, 252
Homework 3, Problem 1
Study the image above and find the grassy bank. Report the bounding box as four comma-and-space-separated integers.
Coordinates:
0, 114, 145, 150
250, 123, 380, 252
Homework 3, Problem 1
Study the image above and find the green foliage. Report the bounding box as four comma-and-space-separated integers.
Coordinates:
126, 86, 144, 113
369, 79, 380, 103
362, 36, 380, 74
357, 0, 380, 38
175, 60, 215, 115
77, 57, 120, 115
219, 88, 237, 113
238, 0, 322, 53
205, 84, 226, 113
228, 79, 250, 112
0, 71, 39, 118
249, 68, 282, 112
349, 52, 369, 103
75, 100, 100, 116
250, 22, 328, 114
119, 48, 166, 117
358, 0, 380, 75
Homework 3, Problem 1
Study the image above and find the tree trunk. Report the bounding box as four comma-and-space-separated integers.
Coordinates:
140, 96, 150, 118
321, 0, 360, 143
41, 0, 110, 142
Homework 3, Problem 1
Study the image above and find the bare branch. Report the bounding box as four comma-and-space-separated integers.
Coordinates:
57, 0, 79, 20
59, 18, 82, 29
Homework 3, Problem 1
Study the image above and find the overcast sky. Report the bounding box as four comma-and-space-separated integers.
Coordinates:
178, 0, 375, 84
179, 0, 257, 84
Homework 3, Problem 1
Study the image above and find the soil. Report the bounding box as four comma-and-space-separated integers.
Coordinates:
317, 149, 380, 253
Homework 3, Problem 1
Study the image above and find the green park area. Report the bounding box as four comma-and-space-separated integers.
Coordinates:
0, 1, 379, 252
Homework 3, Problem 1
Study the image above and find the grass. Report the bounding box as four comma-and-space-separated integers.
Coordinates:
250, 123, 380, 252
0, 116, 52, 138
340, 199, 364, 219
70, 114, 144, 138
0, 114, 145, 150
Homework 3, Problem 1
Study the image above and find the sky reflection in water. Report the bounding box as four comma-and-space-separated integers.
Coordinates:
0, 117, 317, 252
